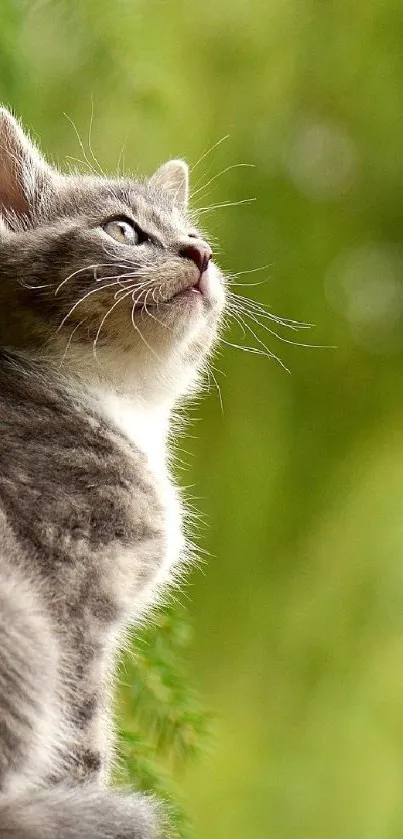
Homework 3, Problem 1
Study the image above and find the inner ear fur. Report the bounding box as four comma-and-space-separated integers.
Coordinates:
149, 159, 189, 210
0, 108, 54, 220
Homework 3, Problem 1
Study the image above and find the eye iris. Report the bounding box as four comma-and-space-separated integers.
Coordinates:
118, 222, 130, 240
103, 219, 139, 244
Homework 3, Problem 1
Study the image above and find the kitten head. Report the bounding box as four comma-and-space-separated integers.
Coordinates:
0, 108, 225, 405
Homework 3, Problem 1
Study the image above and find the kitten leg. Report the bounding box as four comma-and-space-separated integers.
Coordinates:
0, 786, 166, 839
0, 566, 61, 794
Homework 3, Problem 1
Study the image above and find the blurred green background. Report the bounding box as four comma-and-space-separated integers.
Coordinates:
3, 1, 403, 836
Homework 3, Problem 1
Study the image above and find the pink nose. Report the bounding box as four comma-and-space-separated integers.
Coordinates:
179, 241, 212, 273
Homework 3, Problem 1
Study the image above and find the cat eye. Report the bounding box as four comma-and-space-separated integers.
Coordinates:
102, 218, 145, 245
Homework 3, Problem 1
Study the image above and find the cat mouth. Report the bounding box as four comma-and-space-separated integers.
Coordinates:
161, 267, 217, 305
130, 264, 222, 314
172, 279, 203, 300
131, 267, 219, 310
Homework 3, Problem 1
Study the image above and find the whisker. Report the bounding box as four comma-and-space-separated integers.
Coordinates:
191, 163, 255, 200
190, 135, 230, 174
58, 279, 129, 331
208, 367, 224, 414
18, 280, 52, 290
227, 263, 272, 279
55, 264, 133, 296
232, 303, 333, 351
63, 112, 101, 178
220, 337, 281, 360
226, 298, 298, 334
58, 318, 86, 369
113, 277, 151, 301
227, 304, 290, 370
116, 135, 129, 177
230, 309, 289, 369
93, 286, 136, 357
143, 287, 170, 330
228, 308, 247, 339
130, 293, 163, 362
229, 269, 269, 280
228, 278, 270, 288
197, 198, 256, 214
87, 96, 107, 179
227, 290, 313, 329
64, 155, 97, 175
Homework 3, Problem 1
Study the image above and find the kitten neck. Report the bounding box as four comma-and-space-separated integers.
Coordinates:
88, 381, 171, 468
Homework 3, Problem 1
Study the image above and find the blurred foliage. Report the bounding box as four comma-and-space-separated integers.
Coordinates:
3, 0, 403, 837
117, 605, 213, 838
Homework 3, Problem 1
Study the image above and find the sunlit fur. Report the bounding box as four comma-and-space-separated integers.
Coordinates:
0, 109, 225, 839
0, 157, 225, 408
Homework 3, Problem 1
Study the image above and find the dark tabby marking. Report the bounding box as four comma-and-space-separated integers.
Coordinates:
0, 108, 225, 838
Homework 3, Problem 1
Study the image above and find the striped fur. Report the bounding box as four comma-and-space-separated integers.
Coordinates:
0, 109, 225, 837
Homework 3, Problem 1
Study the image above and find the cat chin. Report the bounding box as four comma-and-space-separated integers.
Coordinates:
50, 264, 225, 406
130, 305, 222, 403
56, 293, 222, 407
149, 262, 225, 330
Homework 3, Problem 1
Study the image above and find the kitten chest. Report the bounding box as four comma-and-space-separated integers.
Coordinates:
94, 388, 185, 607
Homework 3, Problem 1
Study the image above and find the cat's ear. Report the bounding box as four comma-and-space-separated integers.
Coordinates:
149, 159, 189, 210
0, 108, 55, 221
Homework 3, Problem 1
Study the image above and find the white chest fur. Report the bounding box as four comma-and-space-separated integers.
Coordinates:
92, 387, 185, 599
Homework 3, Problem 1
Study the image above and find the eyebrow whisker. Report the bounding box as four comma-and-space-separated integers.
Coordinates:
190, 135, 230, 174
191, 163, 255, 200
197, 197, 256, 214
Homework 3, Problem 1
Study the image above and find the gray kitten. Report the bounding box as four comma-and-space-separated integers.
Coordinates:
0, 108, 225, 838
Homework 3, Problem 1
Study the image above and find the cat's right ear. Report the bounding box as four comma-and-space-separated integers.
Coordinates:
149, 159, 189, 210
0, 108, 55, 222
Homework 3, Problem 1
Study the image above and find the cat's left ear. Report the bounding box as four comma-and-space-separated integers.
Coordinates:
0, 107, 55, 221
149, 159, 189, 210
